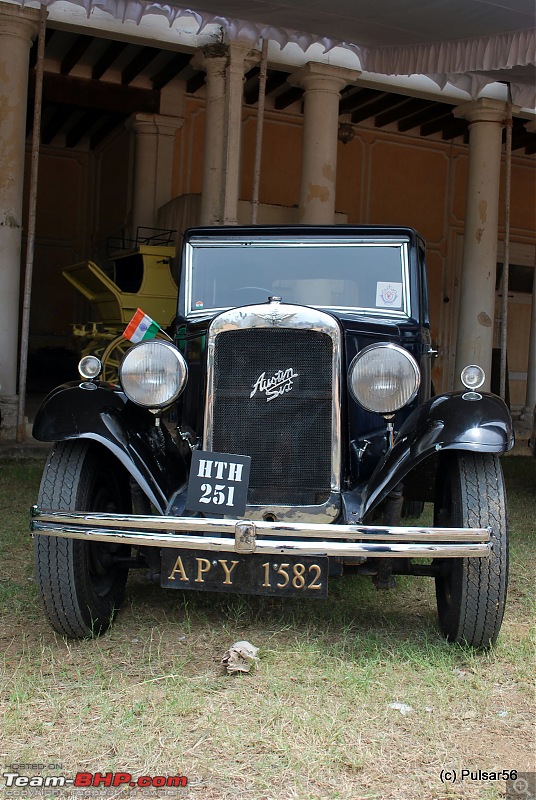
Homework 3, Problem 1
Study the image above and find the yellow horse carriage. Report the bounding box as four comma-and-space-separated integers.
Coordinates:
63, 230, 177, 381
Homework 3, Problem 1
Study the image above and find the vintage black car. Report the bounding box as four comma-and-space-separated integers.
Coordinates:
31, 225, 514, 647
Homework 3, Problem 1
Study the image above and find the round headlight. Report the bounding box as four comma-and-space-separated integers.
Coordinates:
78, 355, 102, 379
119, 340, 188, 408
460, 364, 485, 390
349, 343, 420, 414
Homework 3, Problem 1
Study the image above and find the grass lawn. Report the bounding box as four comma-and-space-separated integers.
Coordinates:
0, 454, 534, 800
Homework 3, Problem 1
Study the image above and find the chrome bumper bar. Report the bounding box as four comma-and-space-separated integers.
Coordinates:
31, 506, 492, 559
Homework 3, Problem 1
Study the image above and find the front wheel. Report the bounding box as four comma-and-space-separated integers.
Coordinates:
434, 452, 508, 648
34, 441, 132, 638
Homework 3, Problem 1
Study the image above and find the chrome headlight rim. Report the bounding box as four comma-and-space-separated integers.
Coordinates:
78, 355, 102, 380
348, 342, 421, 414
119, 339, 188, 409
460, 364, 485, 391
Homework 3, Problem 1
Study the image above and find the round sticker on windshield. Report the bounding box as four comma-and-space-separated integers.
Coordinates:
376, 282, 402, 308
195, 300, 204, 308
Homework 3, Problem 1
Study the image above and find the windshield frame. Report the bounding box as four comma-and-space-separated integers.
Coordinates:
182, 235, 412, 319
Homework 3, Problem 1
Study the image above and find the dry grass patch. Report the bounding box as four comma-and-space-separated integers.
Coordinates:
1, 456, 534, 800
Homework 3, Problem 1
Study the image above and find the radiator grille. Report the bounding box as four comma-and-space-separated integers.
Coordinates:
211, 328, 333, 506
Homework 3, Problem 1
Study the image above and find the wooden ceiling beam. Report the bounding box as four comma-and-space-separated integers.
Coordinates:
41, 105, 75, 144
375, 98, 435, 128
121, 47, 160, 85
151, 53, 191, 90
339, 87, 380, 114
60, 34, 93, 75
92, 41, 128, 80
441, 118, 469, 140
65, 110, 100, 148
350, 93, 396, 124
265, 71, 289, 95
243, 67, 261, 105
244, 77, 260, 105
31, 72, 160, 115
186, 71, 205, 94
398, 104, 452, 132
420, 111, 454, 137
274, 86, 303, 110
245, 66, 260, 81
29, 28, 55, 69
90, 113, 127, 149
245, 70, 292, 105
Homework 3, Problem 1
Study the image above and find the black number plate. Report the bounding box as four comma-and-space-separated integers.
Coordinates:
185, 451, 251, 516
160, 550, 328, 598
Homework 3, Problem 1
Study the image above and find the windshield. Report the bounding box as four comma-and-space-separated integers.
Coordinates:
184, 237, 410, 316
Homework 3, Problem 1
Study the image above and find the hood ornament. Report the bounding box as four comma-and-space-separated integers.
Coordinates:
253, 297, 296, 327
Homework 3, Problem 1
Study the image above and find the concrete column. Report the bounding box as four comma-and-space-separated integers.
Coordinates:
0, 2, 38, 437
128, 113, 184, 237
453, 98, 506, 391
291, 63, 359, 224
192, 45, 228, 226
520, 268, 536, 422
222, 41, 257, 225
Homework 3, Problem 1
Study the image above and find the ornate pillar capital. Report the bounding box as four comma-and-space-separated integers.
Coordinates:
454, 97, 508, 125
0, 1, 40, 42
191, 43, 228, 76
290, 62, 360, 94
128, 112, 183, 137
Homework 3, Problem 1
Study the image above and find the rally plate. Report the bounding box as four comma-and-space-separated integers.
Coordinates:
160, 550, 328, 598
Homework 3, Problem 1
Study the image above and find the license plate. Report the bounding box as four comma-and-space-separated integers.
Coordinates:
160, 550, 328, 598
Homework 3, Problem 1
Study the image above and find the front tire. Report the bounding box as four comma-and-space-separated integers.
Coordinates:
34, 441, 132, 638
434, 451, 508, 648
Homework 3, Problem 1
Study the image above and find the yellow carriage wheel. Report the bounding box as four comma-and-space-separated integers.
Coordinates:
100, 335, 132, 383
100, 331, 168, 383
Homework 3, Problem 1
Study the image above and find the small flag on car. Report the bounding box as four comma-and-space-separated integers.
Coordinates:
123, 308, 161, 343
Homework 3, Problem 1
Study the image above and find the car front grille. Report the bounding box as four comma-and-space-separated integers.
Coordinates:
211, 327, 334, 506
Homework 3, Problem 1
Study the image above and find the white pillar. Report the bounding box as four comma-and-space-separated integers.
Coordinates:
453, 98, 506, 391
291, 63, 359, 224
128, 113, 184, 237
0, 2, 38, 437
192, 46, 227, 226
222, 41, 257, 225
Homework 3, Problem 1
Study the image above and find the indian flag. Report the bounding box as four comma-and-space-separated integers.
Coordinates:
123, 308, 161, 343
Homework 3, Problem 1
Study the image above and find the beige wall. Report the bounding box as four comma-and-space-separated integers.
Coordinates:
24, 146, 91, 348
92, 128, 133, 257
26, 126, 133, 351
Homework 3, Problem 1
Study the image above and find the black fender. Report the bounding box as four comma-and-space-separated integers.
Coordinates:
33, 382, 188, 513
361, 391, 514, 519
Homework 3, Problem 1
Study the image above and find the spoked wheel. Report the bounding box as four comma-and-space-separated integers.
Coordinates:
34, 441, 132, 638
434, 451, 508, 648
100, 334, 133, 383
